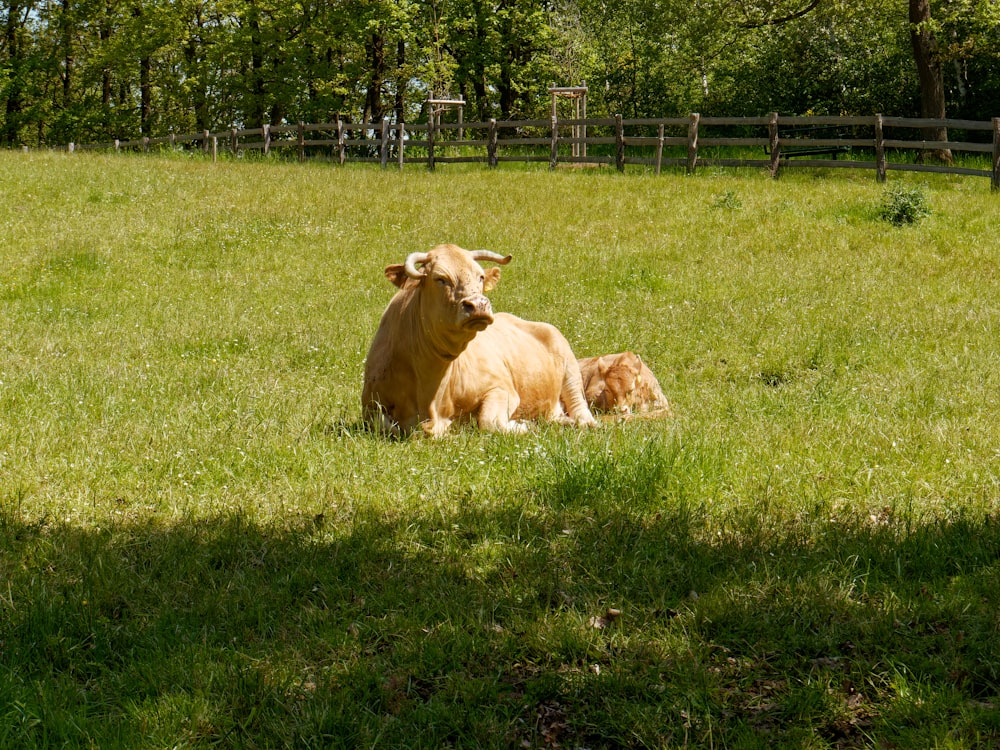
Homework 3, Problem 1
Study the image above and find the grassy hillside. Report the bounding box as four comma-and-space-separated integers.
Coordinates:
1, 151, 998, 748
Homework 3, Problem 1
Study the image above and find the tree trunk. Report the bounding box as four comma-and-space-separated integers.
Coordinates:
472, 0, 489, 120
140, 55, 151, 134
132, 4, 152, 135
100, 0, 115, 111
185, 5, 210, 131
497, 10, 516, 119
909, 0, 952, 163
2, 0, 24, 144
61, 0, 73, 106
100, 18, 112, 111
498, 65, 514, 119
395, 39, 406, 123
270, 98, 286, 126
363, 32, 385, 124
248, 8, 267, 129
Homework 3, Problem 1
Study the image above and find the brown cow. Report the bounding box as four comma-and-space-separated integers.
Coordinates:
362, 244, 597, 436
578, 352, 672, 416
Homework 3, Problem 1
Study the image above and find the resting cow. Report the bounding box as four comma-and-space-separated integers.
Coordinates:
578, 351, 672, 416
362, 244, 597, 436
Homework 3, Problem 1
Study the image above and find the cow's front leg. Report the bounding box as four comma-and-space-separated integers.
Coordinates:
422, 400, 454, 438
478, 390, 529, 433
422, 416, 453, 438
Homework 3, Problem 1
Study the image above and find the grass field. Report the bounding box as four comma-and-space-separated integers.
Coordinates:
1, 150, 999, 748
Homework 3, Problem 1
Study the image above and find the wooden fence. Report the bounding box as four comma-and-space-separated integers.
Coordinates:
69, 113, 1000, 190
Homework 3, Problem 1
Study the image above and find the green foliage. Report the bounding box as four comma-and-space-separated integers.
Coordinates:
711, 189, 742, 210
2, 0, 1000, 144
879, 183, 931, 226
709, 2, 919, 116
1, 152, 1000, 747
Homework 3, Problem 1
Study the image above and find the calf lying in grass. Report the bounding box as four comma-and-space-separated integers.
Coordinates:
578, 352, 672, 417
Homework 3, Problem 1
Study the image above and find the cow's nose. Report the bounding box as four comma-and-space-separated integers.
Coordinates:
462, 296, 492, 317
461, 296, 494, 328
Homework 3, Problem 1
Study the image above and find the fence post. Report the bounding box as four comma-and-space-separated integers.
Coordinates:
992, 117, 1000, 192
211, 136, 218, 162
263, 124, 271, 156
380, 118, 390, 169
875, 114, 887, 184
428, 114, 436, 171
768, 112, 780, 178
68, 142, 75, 153
615, 114, 625, 172
686, 113, 700, 175
169, 133, 176, 149
488, 119, 498, 168
202, 130, 210, 155
143, 137, 150, 153
655, 123, 664, 175
550, 115, 558, 170
397, 122, 405, 171
337, 119, 346, 165
231, 127, 238, 155
298, 122, 305, 162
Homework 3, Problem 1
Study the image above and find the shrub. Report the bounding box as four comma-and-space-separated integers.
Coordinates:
711, 189, 742, 210
879, 183, 930, 226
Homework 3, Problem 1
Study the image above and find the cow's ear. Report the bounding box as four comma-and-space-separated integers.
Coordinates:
624, 352, 643, 375
384, 264, 409, 288
483, 267, 502, 292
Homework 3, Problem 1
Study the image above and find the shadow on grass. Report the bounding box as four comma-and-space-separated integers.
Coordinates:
2, 469, 999, 748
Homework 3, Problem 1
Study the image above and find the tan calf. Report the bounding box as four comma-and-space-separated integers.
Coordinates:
578, 352, 672, 416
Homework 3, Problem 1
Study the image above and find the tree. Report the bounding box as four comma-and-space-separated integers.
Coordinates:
709, 0, 917, 116
909, 0, 951, 162
440, 0, 493, 118
933, 0, 1000, 121
1, 0, 997, 143
1, 0, 36, 144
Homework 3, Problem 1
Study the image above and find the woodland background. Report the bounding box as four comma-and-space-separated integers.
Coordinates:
2, 0, 999, 148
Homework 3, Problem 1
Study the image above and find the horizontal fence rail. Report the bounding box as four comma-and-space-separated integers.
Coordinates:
63, 113, 1000, 190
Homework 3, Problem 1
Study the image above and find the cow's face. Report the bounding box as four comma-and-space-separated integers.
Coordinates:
597, 353, 643, 413
386, 244, 510, 332
426, 248, 501, 332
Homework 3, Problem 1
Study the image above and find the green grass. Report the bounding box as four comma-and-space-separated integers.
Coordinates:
2, 150, 999, 748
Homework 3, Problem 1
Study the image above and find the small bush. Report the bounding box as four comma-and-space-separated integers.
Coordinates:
711, 190, 742, 210
879, 184, 930, 226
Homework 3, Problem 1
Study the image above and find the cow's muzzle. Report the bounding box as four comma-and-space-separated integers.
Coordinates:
461, 295, 494, 330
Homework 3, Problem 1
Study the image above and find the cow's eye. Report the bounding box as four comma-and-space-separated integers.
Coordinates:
435, 276, 451, 287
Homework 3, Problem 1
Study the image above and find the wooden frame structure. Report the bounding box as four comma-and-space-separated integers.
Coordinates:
549, 84, 588, 158
427, 98, 465, 139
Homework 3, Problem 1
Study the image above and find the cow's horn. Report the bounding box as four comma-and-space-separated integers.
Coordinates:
404, 252, 431, 278
470, 250, 512, 265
